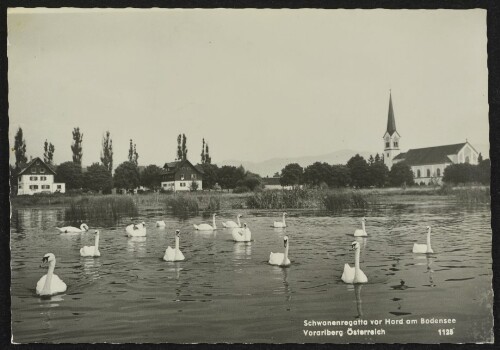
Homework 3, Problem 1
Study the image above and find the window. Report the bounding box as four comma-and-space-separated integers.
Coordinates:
180, 182, 186, 187
387, 153, 389, 158
57, 185, 62, 189
385, 142, 390, 148
41, 176, 47, 181
42, 185, 50, 190
180, 174, 185, 181
163, 184, 168, 187
437, 168, 441, 177
417, 170, 421, 178
191, 174, 197, 180
18, 185, 22, 189
465, 156, 470, 164
31, 168, 36, 174
394, 142, 398, 148
30, 176, 38, 181
29, 185, 39, 190
427, 169, 431, 177
40, 168, 45, 173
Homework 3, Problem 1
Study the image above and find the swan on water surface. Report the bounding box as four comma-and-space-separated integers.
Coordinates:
126, 222, 146, 237
80, 230, 101, 257
413, 226, 434, 254
269, 235, 291, 266
156, 220, 166, 228
231, 223, 251, 242
36, 253, 67, 296
163, 230, 185, 262
57, 223, 89, 233
222, 214, 243, 228
354, 217, 367, 237
194, 214, 217, 231
273, 213, 287, 228
341, 241, 368, 284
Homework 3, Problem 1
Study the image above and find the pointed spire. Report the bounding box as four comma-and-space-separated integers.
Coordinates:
386, 90, 397, 135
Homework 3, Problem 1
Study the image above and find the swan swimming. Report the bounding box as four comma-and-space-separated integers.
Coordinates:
80, 230, 101, 257
126, 222, 147, 237
269, 235, 291, 266
194, 214, 217, 231
57, 223, 89, 234
341, 241, 368, 284
36, 253, 67, 296
163, 230, 185, 262
354, 217, 368, 237
273, 213, 287, 228
412, 226, 434, 254
222, 214, 242, 228
156, 220, 166, 228
231, 223, 251, 242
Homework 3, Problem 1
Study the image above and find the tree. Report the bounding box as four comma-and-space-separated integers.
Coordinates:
190, 181, 199, 191
374, 153, 381, 163
55, 161, 83, 190
177, 134, 182, 160
182, 134, 188, 160
43, 140, 55, 165
128, 139, 139, 165
14, 127, 28, 168
113, 161, 140, 191
201, 138, 206, 163
71, 127, 83, 165
303, 162, 332, 187
100, 131, 113, 174
217, 165, 245, 189
477, 159, 490, 185
205, 143, 211, 164
200, 163, 219, 189
478, 153, 483, 163
10, 165, 19, 195
346, 155, 371, 188
280, 163, 303, 187
237, 171, 262, 191
368, 155, 375, 165
369, 162, 389, 187
389, 162, 414, 187
140, 164, 163, 190
330, 165, 351, 188
83, 163, 113, 194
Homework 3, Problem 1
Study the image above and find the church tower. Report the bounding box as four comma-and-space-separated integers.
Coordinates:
383, 91, 400, 169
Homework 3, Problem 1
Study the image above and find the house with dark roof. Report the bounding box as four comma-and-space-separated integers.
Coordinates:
161, 159, 203, 192
383, 92, 479, 185
17, 157, 66, 195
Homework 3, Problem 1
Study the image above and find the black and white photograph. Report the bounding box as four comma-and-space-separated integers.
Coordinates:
7, 8, 493, 344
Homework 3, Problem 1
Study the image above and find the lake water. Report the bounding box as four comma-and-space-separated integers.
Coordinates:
10, 196, 493, 343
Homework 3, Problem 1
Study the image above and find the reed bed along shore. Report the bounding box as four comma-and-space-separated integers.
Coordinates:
65, 195, 138, 222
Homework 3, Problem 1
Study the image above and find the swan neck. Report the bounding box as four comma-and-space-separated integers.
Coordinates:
213, 216, 216, 229
284, 243, 289, 261
175, 236, 180, 250
94, 233, 100, 250
283, 215, 286, 225
237, 216, 241, 227
354, 248, 361, 271
43, 261, 55, 293
361, 221, 365, 231
426, 229, 432, 250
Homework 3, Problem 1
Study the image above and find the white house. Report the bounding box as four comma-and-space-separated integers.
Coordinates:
261, 177, 300, 190
17, 157, 66, 195
161, 159, 203, 192
383, 93, 479, 185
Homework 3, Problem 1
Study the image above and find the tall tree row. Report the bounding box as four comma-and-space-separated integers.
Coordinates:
128, 139, 139, 165
43, 139, 55, 165
201, 138, 211, 164
100, 131, 113, 174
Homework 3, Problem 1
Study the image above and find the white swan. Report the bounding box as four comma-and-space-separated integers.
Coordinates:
36, 253, 67, 296
269, 235, 291, 266
222, 214, 242, 228
413, 226, 434, 254
57, 223, 89, 233
354, 217, 367, 237
126, 222, 147, 237
231, 223, 251, 242
273, 212, 287, 228
163, 230, 185, 262
80, 230, 101, 257
194, 214, 217, 231
341, 241, 368, 284
156, 220, 166, 228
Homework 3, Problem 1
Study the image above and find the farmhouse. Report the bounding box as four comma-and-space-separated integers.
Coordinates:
17, 157, 66, 195
261, 177, 301, 190
383, 93, 479, 185
161, 159, 203, 192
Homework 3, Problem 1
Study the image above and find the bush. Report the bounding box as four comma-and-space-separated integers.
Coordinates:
233, 186, 250, 193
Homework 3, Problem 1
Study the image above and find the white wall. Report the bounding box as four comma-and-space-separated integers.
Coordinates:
17, 174, 65, 195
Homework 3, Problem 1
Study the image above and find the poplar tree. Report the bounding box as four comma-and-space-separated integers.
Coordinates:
14, 127, 27, 168
71, 127, 83, 165
201, 138, 206, 163
100, 131, 113, 174
43, 139, 55, 164
177, 134, 182, 160
181, 134, 188, 160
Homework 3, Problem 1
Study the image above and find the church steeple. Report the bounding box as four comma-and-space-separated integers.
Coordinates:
383, 90, 401, 169
386, 91, 397, 135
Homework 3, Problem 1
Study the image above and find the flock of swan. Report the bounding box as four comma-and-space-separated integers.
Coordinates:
38, 214, 435, 297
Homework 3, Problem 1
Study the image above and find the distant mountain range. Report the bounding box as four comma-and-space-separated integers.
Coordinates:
220, 149, 372, 177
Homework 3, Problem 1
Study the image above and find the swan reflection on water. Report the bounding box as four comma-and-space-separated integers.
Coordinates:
270, 265, 292, 301
127, 236, 147, 257
233, 242, 252, 260
82, 257, 101, 281
414, 255, 436, 287
346, 284, 363, 318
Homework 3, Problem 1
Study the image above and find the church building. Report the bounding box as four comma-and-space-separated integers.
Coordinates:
382, 93, 479, 185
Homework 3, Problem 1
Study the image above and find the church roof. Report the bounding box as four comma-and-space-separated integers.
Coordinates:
386, 93, 397, 136
395, 143, 466, 166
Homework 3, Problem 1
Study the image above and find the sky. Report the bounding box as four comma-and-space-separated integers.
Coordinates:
7, 8, 489, 167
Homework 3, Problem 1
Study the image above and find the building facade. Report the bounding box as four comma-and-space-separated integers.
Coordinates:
161, 159, 203, 192
17, 157, 66, 195
383, 93, 479, 185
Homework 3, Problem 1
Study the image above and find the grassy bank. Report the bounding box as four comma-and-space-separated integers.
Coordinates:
65, 195, 138, 222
